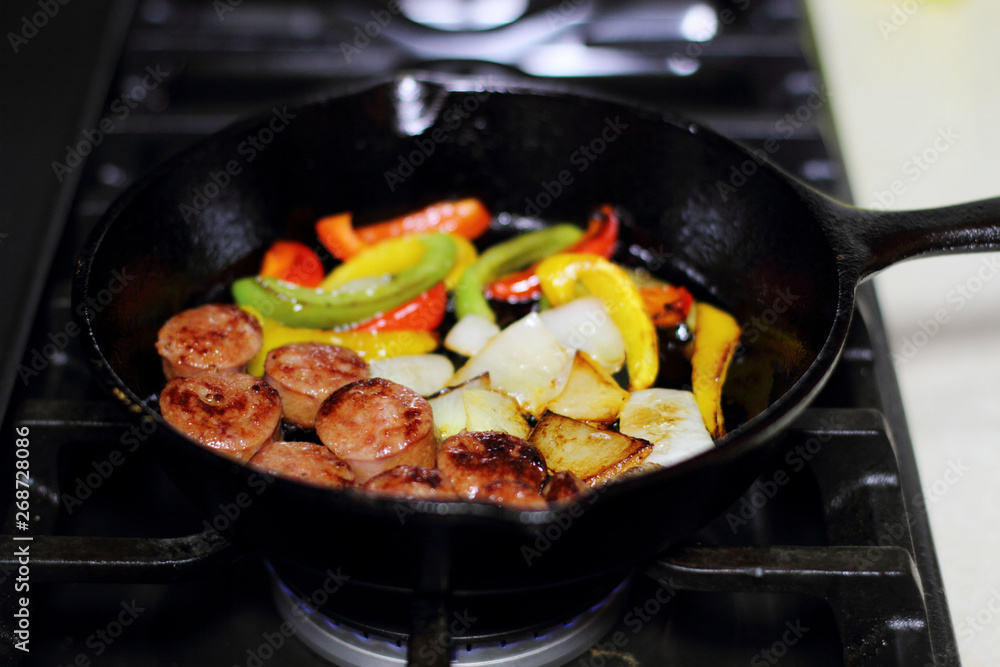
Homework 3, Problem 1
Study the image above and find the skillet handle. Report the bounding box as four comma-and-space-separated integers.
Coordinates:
818, 194, 1000, 282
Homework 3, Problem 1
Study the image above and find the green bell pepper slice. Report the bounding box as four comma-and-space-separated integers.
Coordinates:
232, 233, 456, 329
454, 224, 583, 322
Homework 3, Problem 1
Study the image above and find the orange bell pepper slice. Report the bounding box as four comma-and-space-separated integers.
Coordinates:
315, 212, 367, 262
316, 199, 490, 262
356, 198, 490, 245
639, 285, 694, 328
259, 241, 325, 287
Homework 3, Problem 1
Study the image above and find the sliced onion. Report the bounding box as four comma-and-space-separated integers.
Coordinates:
428, 387, 466, 442
449, 312, 573, 418
444, 314, 500, 357
368, 354, 454, 396
547, 352, 630, 424
428, 386, 530, 441
618, 389, 714, 467
538, 297, 626, 374
462, 388, 531, 440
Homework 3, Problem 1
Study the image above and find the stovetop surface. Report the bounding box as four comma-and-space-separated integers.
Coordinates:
0, 0, 957, 665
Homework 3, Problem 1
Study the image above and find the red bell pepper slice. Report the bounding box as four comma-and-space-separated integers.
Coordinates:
356, 198, 491, 245
486, 205, 620, 303
639, 284, 694, 328
351, 282, 447, 332
259, 241, 325, 287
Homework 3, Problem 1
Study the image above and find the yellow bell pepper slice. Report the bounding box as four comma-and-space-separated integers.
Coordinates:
241, 307, 438, 376
690, 302, 741, 438
320, 236, 423, 291
536, 253, 658, 391
320, 233, 476, 292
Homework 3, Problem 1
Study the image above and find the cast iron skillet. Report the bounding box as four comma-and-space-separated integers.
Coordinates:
75, 74, 1000, 613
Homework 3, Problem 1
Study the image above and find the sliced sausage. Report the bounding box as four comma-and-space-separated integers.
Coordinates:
249, 441, 355, 489
541, 470, 588, 503
475, 479, 548, 509
437, 431, 547, 501
159, 370, 283, 462
264, 342, 369, 428
315, 378, 436, 483
156, 303, 262, 380
363, 466, 457, 500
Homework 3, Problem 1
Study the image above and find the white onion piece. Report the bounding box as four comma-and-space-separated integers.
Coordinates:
547, 352, 630, 424
446, 372, 491, 392
462, 389, 531, 440
449, 312, 573, 418
444, 314, 500, 357
368, 354, 454, 396
618, 389, 714, 467
428, 387, 466, 442
538, 297, 626, 374
428, 386, 530, 441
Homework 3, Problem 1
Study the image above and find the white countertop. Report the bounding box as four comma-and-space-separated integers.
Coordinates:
805, 1, 1000, 664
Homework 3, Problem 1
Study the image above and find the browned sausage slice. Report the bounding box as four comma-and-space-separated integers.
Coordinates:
160, 370, 283, 462
541, 470, 588, 503
315, 378, 436, 483
437, 431, 547, 500
363, 466, 457, 499
264, 342, 369, 428
156, 303, 262, 380
475, 479, 548, 509
249, 441, 355, 489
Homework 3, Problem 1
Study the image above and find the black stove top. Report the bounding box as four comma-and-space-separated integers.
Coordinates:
0, 0, 958, 665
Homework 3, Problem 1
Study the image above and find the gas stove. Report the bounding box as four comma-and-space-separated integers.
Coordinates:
0, 0, 958, 665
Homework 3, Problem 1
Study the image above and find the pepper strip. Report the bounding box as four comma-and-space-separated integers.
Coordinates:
320, 236, 425, 291
315, 212, 366, 262
356, 198, 491, 245
639, 285, 694, 328
259, 241, 325, 287
352, 282, 447, 332
454, 224, 583, 322
320, 233, 476, 292
486, 205, 620, 302
240, 307, 438, 376
317, 200, 489, 262
536, 253, 658, 391
689, 302, 741, 438
232, 233, 456, 329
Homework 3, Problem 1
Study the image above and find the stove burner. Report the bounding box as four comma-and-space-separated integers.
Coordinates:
399, 0, 531, 31
271, 575, 630, 666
